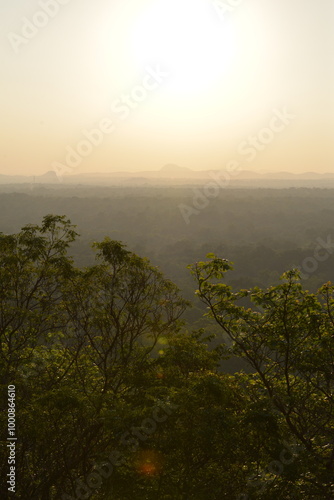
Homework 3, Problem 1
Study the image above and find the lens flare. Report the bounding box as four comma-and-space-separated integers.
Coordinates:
135, 450, 163, 476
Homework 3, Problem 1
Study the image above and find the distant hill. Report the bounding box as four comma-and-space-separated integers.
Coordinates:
0, 167, 334, 188
158, 164, 194, 177
0, 170, 58, 185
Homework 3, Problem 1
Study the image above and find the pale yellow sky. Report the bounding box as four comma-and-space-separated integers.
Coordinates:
1, 0, 333, 176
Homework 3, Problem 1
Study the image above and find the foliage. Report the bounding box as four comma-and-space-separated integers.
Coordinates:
1, 216, 334, 499
191, 255, 334, 498
0, 216, 188, 499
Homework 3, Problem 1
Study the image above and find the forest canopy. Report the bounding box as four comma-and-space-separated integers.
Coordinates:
0, 215, 334, 499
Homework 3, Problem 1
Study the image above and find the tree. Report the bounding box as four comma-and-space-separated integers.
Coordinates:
190, 255, 334, 499
62, 238, 188, 397
0, 214, 77, 385
0, 216, 188, 499
94, 330, 268, 500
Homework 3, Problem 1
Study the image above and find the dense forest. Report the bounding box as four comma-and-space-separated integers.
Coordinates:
1, 188, 334, 499
0, 187, 334, 294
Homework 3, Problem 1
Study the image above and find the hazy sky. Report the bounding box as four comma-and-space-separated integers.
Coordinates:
1, 0, 333, 176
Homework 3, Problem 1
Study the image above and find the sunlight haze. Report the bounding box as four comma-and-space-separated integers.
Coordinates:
1, 0, 333, 176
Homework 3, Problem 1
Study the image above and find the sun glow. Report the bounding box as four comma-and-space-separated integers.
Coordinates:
131, 0, 237, 95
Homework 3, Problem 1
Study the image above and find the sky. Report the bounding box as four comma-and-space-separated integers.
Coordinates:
0, 0, 333, 176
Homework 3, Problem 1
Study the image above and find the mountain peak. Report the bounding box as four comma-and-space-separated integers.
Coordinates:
159, 164, 193, 176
